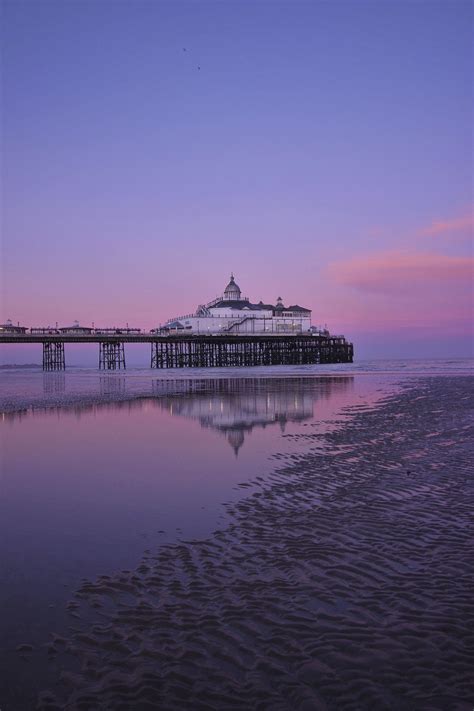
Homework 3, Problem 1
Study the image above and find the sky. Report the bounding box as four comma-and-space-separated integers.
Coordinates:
1, 0, 473, 362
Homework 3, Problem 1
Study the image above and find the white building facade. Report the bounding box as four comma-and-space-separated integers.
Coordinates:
162, 275, 312, 335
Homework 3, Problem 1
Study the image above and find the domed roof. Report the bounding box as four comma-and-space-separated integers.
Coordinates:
275, 296, 285, 311
227, 428, 245, 456
223, 273, 241, 300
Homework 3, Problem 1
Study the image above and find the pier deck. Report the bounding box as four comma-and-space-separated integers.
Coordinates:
0, 333, 353, 370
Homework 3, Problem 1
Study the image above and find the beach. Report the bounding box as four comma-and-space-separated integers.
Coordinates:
3, 0, 472, 706
20, 374, 472, 710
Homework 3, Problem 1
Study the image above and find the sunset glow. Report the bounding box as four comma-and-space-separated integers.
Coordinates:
2, 1, 472, 360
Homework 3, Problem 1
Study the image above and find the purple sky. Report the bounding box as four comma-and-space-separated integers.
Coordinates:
2, 0, 473, 362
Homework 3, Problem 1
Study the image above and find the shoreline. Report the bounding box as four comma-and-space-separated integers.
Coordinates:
29, 375, 474, 710
1, 362, 472, 416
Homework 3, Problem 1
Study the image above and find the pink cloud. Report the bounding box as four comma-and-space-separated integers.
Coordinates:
328, 252, 474, 294
417, 213, 473, 237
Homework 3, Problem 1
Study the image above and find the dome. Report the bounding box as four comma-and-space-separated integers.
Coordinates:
275, 296, 285, 311
227, 428, 245, 456
223, 273, 241, 301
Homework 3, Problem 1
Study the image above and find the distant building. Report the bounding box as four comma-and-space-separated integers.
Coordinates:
0, 319, 27, 334
161, 274, 312, 334
30, 327, 60, 334
59, 320, 93, 334
94, 327, 141, 335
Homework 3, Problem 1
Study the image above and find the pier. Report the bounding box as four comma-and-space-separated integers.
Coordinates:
0, 333, 353, 370
1, 275, 354, 370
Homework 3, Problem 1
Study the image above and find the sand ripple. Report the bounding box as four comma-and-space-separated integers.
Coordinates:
37, 377, 473, 710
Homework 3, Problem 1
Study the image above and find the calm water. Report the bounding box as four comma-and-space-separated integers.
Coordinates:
1, 358, 472, 412
0, 359, 472, 707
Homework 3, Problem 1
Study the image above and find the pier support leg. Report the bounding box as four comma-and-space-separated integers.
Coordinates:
148, 337, 352, 369
99, 341, 126, 370
151, 342, 166, 368
43, 341, 65, 371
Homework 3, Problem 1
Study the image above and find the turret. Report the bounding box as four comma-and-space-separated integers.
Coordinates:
223, 273, 242, 301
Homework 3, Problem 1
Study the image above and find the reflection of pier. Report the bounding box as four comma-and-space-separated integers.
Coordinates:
43, 372, 65, 395
151, 377, 353, 454
2, 376, 353, 455
99, 376, 126, 396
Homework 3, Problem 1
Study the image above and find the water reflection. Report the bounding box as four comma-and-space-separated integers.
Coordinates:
5, 376, 354, 455
42, 372, 65, 394
1, 373, 368, 710
100, 375, 126, 396
152, 377, 353, 454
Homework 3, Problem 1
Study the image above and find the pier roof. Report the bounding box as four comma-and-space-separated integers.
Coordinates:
211, 299, 274, 310
211, 299, 311, 313
286, 305, 311, 313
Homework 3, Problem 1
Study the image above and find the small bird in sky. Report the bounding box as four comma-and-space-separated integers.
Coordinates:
181, 47, 200, 71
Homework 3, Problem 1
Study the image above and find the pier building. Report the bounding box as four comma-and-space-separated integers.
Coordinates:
0, 274, 353, 369
161, 275, 313, 335
0, 320, 27, 334
59, 321, 93, 335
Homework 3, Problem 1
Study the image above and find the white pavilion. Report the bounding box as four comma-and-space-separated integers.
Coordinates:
162, 274, 312, 335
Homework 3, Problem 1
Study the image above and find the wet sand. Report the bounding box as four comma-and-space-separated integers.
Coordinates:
33, 376, 473, 710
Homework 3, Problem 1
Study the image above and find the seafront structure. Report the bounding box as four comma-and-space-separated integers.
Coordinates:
161, 275, 312, 335
0, 274, 353, 369
0, 320, 27, 334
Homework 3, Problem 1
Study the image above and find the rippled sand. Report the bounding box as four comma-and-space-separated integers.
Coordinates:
36, 377, 473, 710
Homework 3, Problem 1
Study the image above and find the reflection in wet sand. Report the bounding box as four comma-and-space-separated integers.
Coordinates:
7, 376, 354, 454
99, 375, 127, 396
29, 376, 473, 710
152, 377, 353, 454
3, 373, 402, 711
42, 372, 65, 395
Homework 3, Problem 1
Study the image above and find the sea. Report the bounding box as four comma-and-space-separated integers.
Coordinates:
0, 358, 472, 709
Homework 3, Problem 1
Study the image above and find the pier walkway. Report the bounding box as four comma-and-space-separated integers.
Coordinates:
0, 333, 354, 370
